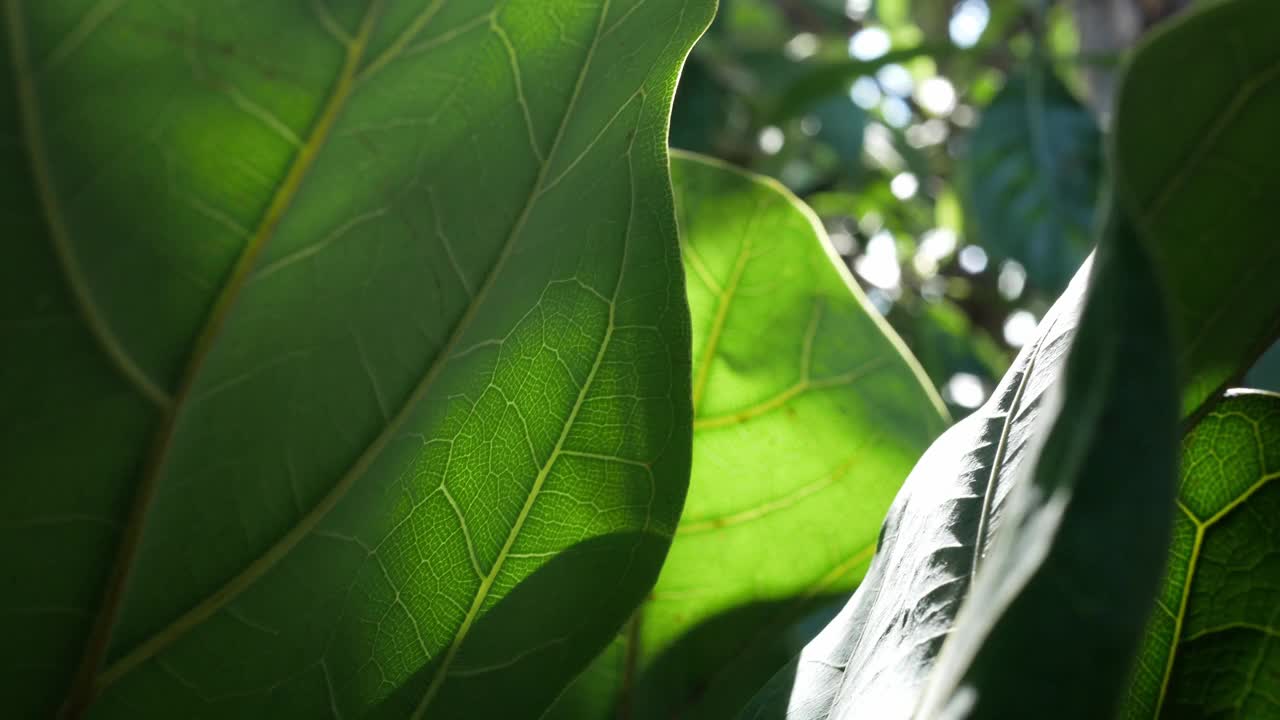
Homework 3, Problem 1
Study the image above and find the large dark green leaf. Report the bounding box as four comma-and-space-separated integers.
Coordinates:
1122, 390, 1280, 719
960, 65, 1101, 295
1112, 0, 1280, 416
0, 1, 711, 717
550, 151, 948, 719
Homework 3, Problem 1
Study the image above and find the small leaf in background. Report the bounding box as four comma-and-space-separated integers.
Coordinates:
670, 54, 734, 156
960, 64, 1102, 296
551, 151, 948, 719
0, 1, 711, 716
1122, 390, 1280, 719
811, 96, 868, 172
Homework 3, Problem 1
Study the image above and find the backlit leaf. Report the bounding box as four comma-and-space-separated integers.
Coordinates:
551, 151, 948, 719
1122, 390, 1280, 719
0, 1, 711, 716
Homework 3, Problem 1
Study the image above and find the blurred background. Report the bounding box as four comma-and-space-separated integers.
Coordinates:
666, 0, 1280, 416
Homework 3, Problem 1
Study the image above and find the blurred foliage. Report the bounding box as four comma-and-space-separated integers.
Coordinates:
666, 0, 1124, 417
960, 64, 1101, 295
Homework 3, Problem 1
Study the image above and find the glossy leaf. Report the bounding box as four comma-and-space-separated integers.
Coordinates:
0, 1, 711, 717
744, 1, 1280, 716
961, 65, 1101, 295
1122, 390, 1280, 719
912, 216, 1177, 719
746, 217, 1177, 719
1112, 0, 1280, 416
551, 152, 949, 718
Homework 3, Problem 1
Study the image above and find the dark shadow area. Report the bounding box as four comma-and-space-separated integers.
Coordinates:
370, 531, 668, 719
627, 594, 847, 719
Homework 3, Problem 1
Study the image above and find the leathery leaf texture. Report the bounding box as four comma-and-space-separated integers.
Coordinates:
0, 0, 712, 717
1112, 0, 1280, 416
744, 0, 1280, 716
550, 152, 949, 719
1123, 390, 1280, 719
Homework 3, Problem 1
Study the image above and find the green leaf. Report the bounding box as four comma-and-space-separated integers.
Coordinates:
744, 1, 1280, 715
960, 64, 1102, 294
1111, 0, 1280, 417
912, 215, 1177, 719
745, 215, 1178, 719
551, 152, 948, 718
0, 1, 711, 717
1122, 390, 1280, 719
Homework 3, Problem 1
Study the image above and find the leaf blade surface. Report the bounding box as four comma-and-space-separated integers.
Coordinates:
0, 1, 711, 716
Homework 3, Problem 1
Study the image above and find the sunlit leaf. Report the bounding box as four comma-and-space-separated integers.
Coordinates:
0, 1, 711, 716
551, 151, 948, 719
1122, 390, 1280, 719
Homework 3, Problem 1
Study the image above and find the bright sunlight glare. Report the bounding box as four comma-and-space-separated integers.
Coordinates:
958, 245, 988, 274
916, 77, 957, 116
1003, 310, 1039, 347
890, 172, 919, 200
850, 77, 882, 109
944, 372, 987, 409
950, 0, 990, 48
758, 126, 784, 155
849, 27, 890, 60
856, 231, 902, 290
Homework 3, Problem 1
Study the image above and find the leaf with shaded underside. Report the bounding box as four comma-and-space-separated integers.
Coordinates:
909, 214, 1177, 719
745, 210, 1178, 720
960, 64, 1101, 295
1122, 390, 1280, 719
1111, 0, 1280, 416
0, 1, 711, 717
548, 152, 949, 719
742, 1, 1280, 715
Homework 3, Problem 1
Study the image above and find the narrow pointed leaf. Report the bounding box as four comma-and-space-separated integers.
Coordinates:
0, 1, 711, 717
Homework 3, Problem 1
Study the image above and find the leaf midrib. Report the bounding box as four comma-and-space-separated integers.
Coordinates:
99, 0, 630, 709
1154, 465, 1280, 717
55, 2, 389, 711
969, 308, 1062, 582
